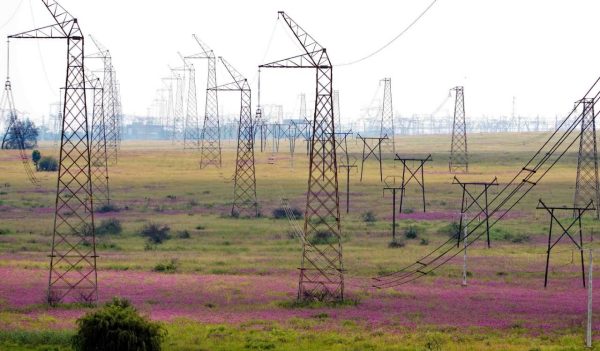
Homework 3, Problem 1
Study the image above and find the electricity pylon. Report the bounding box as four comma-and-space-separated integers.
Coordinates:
574, 98, 599, 219
89, 36, 119, 165
214, 57, 257, 217
188, 35, 221, 167
380, 78, 395, 157
178, 53, 200, 149
260, 12, 344, 301
10, 0, 98, 303
449, 86, 468, 172
85, 71, 110, 209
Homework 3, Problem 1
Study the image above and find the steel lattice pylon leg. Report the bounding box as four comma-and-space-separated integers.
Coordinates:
574, 98, 600, 219
450, 86, 468, 172
261, 12, 343, 301
380, 78, 395, 157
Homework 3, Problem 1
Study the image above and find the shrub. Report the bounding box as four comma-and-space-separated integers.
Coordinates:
419, 238, 429, 246
139, 223, 170, 244
0, 228, 10, 235
490, 227, 530, 243
72, 297, 165, 351
309, 230, 337, 245
97, 203, 120, 213
176, 230, 191, 239
31, 150, 41, 170
38, 156, 58, 172
388, 238, 405, 248
272, 207, 302, 219
403, 208, 415, 214
96, 218, 122, 236
404, 226, 419, 239
153, 259, 178, 273
440, 222, 461, 239
195, 225, 206, 230
361, 211, 377, 223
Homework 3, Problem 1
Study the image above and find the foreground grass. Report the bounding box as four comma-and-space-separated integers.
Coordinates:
0, 320, 597, 351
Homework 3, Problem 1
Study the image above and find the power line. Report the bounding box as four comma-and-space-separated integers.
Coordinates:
336, 0, 439, 67
0, 0, 25, 31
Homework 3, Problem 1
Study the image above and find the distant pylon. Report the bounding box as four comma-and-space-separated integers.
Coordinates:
170, 70, 185, 144
449, 86, 468, 172
86, 73, 110, 209
574, 98, 599, 219
190, 35, 221, 167
89, 36, 119, 165
380, 78, 395, 157
179, 53, 200, 149
215, 57, 257, 217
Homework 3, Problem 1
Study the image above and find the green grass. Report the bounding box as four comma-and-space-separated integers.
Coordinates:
0, 133, 597, 350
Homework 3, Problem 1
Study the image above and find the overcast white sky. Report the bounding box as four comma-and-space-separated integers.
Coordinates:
0, 0, 599, 124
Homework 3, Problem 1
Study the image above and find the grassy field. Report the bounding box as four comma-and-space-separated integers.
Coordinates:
0, 132, 599, 350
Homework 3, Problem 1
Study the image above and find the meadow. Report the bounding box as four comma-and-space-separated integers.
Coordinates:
0, 132, 598, 350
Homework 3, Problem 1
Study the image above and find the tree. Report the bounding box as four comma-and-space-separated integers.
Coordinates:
72, 297, 166, 351
31, 150, 41, 170
2, 119, 39, 150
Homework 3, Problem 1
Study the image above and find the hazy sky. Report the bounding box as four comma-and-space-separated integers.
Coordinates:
1, 0, 599, 124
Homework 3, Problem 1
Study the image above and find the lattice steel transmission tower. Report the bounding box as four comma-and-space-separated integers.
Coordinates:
260, 12, 344, 301
380, 78, 395, 157
214, 57, 257, 217
178, 53, 200, 149
169, 69, 185, 144
574, 98, 599, 218
85, 72, 110, 208
89, 36, 119, 165
10, 0, 98, 303
449, 86, 468, 172
189, 35, 221, 167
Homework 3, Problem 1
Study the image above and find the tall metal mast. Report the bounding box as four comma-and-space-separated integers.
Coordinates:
189, 35, 221, 167
89, 35, 119, 165
10, 0, 97, 303
380, 78, 395, 158
178, 52, 200, 149
449, 86, 468, 172
214, 57, 257, 217
260, 12, 344, 301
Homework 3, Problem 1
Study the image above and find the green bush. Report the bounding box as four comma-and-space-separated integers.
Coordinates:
309, 230, 337, 245
97, 203, 120, 213
139, 223, 170, 244
153, 259, 178, 273
272, 207, 302, 219
404, 226, 419, 239
176, 230, 191, 239
39, 156, 58, 172
388, 239, 405, 248
31, 150, 41, 170
96, 218, 122, 236
440, 222, 461, 239
361, 211, 377, 223
72, 297, 165, 351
